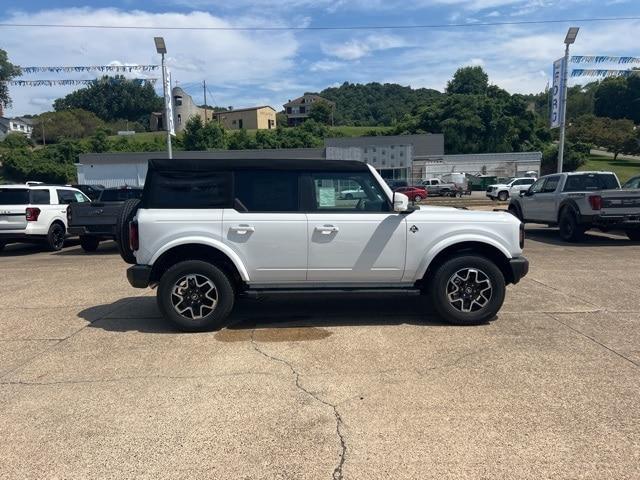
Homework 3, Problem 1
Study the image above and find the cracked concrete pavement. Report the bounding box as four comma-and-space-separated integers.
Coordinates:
1, 226, 639, 479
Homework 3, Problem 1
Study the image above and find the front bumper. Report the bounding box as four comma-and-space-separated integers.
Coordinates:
127, 265, 152, 288
508, 256, 529, 284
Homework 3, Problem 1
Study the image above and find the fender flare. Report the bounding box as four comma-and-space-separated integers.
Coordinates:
149, 237, 250, 281
414, 233, 513, 280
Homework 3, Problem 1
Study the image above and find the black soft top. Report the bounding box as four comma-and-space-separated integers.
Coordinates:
147, 158, 369, 173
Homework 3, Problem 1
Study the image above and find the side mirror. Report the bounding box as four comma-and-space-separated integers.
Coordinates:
519, 190, 527, 197
393, 192, 409, 212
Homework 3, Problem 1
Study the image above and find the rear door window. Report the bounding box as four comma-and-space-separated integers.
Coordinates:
56, 189, 83, 204
0, 188, 29, 205
30, 190, 51, 205
144, 171, 232, 208
234, 171, 299, 212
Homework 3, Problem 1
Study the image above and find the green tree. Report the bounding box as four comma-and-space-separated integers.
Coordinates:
316, 82, 441, 126
228, 128, 256, 150
53, 76, 163, 123
308, 100, 333, 125
1, 132, 33, 149
182, 116, 227, 151
31, 109, 104, 144
0, 49, 21, 110
541, 141, 589, 175
594, 76, 640, 124
89, 129, 109, 153
2, 148, 76, 183
446, 66, 489, 95
568, 115, 639, 160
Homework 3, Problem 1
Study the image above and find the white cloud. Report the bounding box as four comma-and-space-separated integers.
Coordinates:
322, 34, 409, 60
2, 8, 298, 115
310, 60, 346, 72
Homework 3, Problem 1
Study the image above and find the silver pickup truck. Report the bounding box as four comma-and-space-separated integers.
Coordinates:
508, 171, 640, 242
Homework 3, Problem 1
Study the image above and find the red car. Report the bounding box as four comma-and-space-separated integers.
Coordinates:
394, 186, 428, 202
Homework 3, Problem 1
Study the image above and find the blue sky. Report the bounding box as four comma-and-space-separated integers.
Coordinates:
2, 0, 639, 116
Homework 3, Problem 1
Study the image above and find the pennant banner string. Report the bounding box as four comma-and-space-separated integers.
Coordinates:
18, 65, 159, 74
571, 56, 640, 64
3, 78, 159, 86
571, 69, 639, 78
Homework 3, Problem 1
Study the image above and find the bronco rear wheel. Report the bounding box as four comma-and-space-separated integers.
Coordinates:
428, 254, 506, 326
80, 235, 100, 252
626, 229, 640, 241
157, 260, 235, 332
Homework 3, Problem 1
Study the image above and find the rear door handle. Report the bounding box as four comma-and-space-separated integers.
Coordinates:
315, 225, 339, 234
230, 225, 255, 235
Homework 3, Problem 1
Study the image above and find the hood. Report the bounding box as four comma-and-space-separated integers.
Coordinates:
411, 205, 518, 223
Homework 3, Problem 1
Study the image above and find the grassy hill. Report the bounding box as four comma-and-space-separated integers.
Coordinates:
579, 155, 640, 183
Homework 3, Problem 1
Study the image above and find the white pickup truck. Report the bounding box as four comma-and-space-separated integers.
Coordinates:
119, 159, 528, 331
508, 171, 640, 242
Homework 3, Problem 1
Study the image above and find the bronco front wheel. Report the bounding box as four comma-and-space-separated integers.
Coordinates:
428, 254, 506, 325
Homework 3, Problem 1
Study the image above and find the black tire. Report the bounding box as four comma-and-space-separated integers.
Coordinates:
116, 198, 141, 264
428, 254, 506, 326
414, 195, 422, 202
508, 203, 523, 221
80, 235, 100, 252
0, 242, 5, 252
157, 260, 235, 332
626, 229, 640, 241
345, 193, 353, 200
558, 209, 585, 242
46, 222, 66, 251
498, 191, 509, 202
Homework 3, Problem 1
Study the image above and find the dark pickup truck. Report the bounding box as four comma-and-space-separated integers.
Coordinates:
67, 187, 143, 251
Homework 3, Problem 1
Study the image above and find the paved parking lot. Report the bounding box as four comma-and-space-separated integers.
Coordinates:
1, 228, 639, 479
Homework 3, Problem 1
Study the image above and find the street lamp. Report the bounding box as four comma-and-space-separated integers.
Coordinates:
557, 27, 579, 173
154, 36, 172, 159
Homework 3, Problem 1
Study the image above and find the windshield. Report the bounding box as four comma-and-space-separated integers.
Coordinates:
0, 188, 29, 205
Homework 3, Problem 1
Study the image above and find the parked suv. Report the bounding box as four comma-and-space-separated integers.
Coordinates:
0, 184, 90, 251
120, 159, 528, 331
508, 171, 640, 242
487, 177, 536, 201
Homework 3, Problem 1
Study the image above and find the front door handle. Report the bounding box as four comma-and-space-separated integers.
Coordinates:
230, 225, 255, 235
315, 225, 339, 234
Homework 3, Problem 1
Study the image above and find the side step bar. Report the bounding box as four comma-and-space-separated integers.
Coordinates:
242, 287, 421, 297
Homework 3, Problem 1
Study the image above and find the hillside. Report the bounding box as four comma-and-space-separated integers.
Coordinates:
314, 82, 442, 127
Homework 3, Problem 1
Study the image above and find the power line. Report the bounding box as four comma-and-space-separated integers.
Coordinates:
0, 16, 639, 31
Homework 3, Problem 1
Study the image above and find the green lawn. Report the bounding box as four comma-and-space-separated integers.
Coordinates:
578, 155, 640, 183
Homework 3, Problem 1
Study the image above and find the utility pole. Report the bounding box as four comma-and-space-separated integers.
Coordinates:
203, 80, 208, 123
155, 37, 172, 159
557, 27, 579, 173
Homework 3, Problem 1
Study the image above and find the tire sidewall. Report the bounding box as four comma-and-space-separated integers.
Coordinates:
429, 255, 506, 325
47, 223, 65, 251
498, 191, 508, 201
80, 235, 100, 252
157, 260, 235, 332
559, 209, 583, 242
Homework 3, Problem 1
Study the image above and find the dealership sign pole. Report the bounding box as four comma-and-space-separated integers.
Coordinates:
554, 27, 579, 174
155, 37, 173, 160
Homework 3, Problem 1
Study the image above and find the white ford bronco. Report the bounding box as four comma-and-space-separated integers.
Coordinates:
120, 159, 528, 331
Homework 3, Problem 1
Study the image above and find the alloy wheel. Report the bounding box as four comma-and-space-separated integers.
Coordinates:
171, 274, 218, 319
446, 268, 493, 313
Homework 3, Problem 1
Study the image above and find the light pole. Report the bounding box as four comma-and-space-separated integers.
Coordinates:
557, 27, 579, 173
154, 36, 172, 159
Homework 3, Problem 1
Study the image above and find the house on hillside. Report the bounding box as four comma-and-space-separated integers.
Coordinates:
283, 94, 334, 126
0, 116, 34, 141
150, 86, 277, 133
